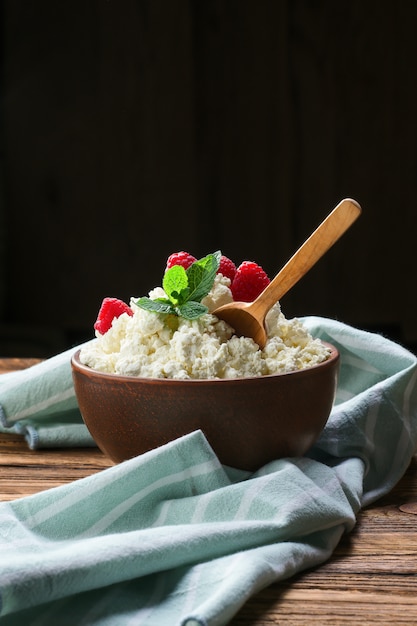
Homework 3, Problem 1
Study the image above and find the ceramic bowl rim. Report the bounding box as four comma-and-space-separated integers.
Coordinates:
71, 341, 339, 385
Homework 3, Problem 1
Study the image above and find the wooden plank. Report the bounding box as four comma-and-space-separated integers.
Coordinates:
0, 434, 111, 467
0, 432, 114, 501
0, 357, 42, 373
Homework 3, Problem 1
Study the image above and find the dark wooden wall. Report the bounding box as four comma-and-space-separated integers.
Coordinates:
1, 0, 417, 356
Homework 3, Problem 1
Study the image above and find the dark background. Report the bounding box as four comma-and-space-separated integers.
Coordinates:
1, 0, 417, 357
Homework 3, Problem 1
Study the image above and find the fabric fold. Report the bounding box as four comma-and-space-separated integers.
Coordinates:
0, 343, 95, 447
0, 431, 358, 625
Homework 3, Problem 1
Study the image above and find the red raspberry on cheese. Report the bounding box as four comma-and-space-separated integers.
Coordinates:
94, 297, 133, 334
166, 251, 197, 271
231, 261, 270, 302
217, 255, 237, 281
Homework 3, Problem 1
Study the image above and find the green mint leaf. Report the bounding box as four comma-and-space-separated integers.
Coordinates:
163, 265, 189, 305
135, 297, 175, 315
186, 251, 221, 303
176, 301, 209, 320
135, 251, 222, 321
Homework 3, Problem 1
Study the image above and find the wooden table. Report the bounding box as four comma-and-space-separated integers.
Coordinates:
1, 358, 417, 624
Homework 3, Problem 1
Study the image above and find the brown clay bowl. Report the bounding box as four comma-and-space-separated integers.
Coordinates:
71, 343, 339, 471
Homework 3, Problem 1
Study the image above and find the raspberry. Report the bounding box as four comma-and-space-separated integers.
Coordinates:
94, 297, 133, 334
231, 261, 270, 302
217, 255, 237, 281
166, 251, 197, 271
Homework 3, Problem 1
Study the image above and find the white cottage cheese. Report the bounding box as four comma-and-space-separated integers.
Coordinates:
80, 274, 330, 379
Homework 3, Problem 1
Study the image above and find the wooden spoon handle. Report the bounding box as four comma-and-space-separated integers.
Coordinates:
252, 198, 362, 313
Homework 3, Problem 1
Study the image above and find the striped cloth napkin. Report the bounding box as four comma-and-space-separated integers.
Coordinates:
1, 317, 417, 626
0, 342, 95, 448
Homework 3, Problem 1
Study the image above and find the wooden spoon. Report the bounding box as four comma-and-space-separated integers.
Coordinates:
213, 198, 362, 348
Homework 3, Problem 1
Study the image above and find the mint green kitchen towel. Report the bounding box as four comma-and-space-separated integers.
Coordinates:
0, 317, 417, 625
0, 342, 95, 448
